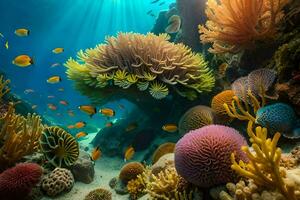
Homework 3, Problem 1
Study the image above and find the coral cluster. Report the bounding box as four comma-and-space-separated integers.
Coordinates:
152, 142, 175, 164
199, 0, 289, 54
119, 162, 145, 184
84, 188, 112, 200
65, 32, 215, 100
211, 90, 235, 123
0, 75, 10, 100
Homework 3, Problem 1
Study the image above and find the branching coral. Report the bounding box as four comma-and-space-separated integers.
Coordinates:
65, 32, 215, 100
0, 75, 10, 100
199, 0, 289, 54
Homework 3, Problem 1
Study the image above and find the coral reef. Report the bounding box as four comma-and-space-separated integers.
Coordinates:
41, 167, 74, 197
199, 0, 289, 54
84, 188, 112, 200
152, 142, 175, 164
65, 32, 215, 101
71, 150, 95, 184
211, 90, 235, 123
178, 105, 217, 135
119, 162, 145, 184
175, 125, 248, 187
40, 126, 79, 168
0, 75, 10, 100
0, 163, 43, 200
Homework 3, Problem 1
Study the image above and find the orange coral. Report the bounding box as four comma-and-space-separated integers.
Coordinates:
199, 0, 289, 54
119, 162, 145, 184
211, 90, 235, 123
152, 143, 176, 164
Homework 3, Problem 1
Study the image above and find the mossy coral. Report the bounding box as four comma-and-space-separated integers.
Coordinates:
65, 32, 215, 100
152, 142, 175, 164
40, 126, 79, 168
84, 188, 112, 200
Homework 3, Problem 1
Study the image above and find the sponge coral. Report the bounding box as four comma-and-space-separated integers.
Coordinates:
119, 162, 145, 184
199, 0, 289, 54
152, 142, 176, 164
65, 32, 215, 100
175, 125, 248, 187
211, 90, 235, 123
84, 188, 112, 200
0, 163, 43, 200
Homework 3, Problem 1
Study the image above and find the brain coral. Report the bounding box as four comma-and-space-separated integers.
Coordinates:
40, 126, 79, 168
178, 105, 217, 135
175, 125, 248, 187
84, 188, 112, 200
0, 163, 42, 200
119, 162, 145, 184
41, 167, 74, 197
65, 32, 215, 100
152, 142, 175, 164
211, 90, 235, 123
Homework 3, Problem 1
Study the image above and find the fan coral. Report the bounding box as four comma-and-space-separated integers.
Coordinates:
152, 142, 176, 164
0, 75, 10, 100
211, 90, 235, 123
84, 188, 112, 200
178, 105, 217, 135
0, 104, 43, 170
175, 125, 248, 187
41, 167, 74, 197
40, 126, 79, 168
119, 162, 145, 184
199, 0, 289, 54
65, 32, 215, 100
0, 163, 43, 200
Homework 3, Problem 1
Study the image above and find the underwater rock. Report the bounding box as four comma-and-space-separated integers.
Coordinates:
151, 153, 174, 176
71, 150, 95, 184
114, 178, 128, 195
41, 167, 74, 197
109, 177, 118, 189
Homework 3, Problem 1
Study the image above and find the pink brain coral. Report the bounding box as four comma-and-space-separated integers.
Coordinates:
175, 125, 247, 187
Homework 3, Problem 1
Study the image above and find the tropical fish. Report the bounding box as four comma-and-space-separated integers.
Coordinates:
78, 105, 96, 117
150, 13, 155, 17
47, 76, 61, 84
165, 15, 181, 34
0, 33, 3, 38
15, 28, 30, 37
47, 103, 57, 110
75, 121, 86, 129
59, 100, 68, 106
118, 104, 125, 110
91, 146, 101, 161
99, 108, 115, 117
158, 1, 165, 6
52, 47, 64, 54
51, 63, 60, 68
124, 146, 135, 162
12, 55, 34, 67
31, 105, 37, 109
47, 95, 55, 98
76, 131, 87, 139
147, 10, 153, 15
67, 125, 75, 129
68, 110, 75, 117
4, 41, 8, 49
106, 122, 113, 127
162, 124, 178, 133
151, 0, 159, 4
125, 122, 138, 132
58, 88, 64, 92
24, 89, 34, 94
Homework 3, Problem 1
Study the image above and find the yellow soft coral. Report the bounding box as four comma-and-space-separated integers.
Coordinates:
0, 75, 10, 100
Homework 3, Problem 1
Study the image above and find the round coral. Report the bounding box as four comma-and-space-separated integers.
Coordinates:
175, 125, 248, 187
84, 188, 112, 200
178, 105, 217, 135
119, 162, 145, 184
152, 142, 175, 164
0, 163, 43, 200
211, 90, 235, 123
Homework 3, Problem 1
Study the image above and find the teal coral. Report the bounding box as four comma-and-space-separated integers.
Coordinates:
65, 32, 215, 100
40, 126, 79, 168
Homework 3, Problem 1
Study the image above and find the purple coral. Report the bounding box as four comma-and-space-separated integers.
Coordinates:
175, 125, 248, 187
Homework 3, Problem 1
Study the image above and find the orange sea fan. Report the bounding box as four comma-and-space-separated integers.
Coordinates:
199, 0, 289, 54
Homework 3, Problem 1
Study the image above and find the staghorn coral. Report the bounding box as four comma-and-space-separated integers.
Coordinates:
0, 75, 10, 100
199, 0, 289, 54
211, 90, 235, 123
40, 126, 79, 168
119, 162, 145, 184
0, 103, 43, 170
65, 32, 215, 100
84, 188, 112, 200
152, 142, 176, 164
175, 125, 248, 187
127, 172, 148, 200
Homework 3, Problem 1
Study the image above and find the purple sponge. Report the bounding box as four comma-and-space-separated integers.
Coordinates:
175, 125, 247, 187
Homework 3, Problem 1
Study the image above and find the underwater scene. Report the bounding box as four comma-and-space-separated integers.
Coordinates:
0, 0, 300, 199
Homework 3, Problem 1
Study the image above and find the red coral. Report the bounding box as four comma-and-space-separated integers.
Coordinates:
0, 163, 43, 200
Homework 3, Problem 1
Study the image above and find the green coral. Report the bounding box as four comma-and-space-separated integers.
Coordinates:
65, 32, 215, 101
84, 188, 112, 200
40, 126, 79, 168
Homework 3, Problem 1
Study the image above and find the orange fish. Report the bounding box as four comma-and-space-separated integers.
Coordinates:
125, 122, 138, 132
59, 100, 69, 106
47, 103, 57, 110
75, 121, 86, 129
99, 108, 115, 117
91, 146, 101, 161
76, 131, 87, 139
78, 105, 97, 117
162, 124, 178, 133
106, 122, 113, 127
124, 146, 135, 162
68, 125, 75, 129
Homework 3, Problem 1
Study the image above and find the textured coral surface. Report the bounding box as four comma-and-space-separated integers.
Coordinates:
119, 162, 145, 184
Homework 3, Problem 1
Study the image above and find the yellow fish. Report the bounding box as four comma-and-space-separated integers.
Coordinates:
75, 121, 86, 129
162, 124, 178, 133
5, 41, 8, 49
15, 28, 30, 37
12, 55, 34, 67
78, 105, 96, 117
47, 76, 61, 84
124, 146, 135, 162
91, 146, 101, 161
52, 47, 64, 54
76, 131, 87, 139
99, 108, 115, 117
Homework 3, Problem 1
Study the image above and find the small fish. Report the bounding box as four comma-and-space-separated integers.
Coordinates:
47, 103, 57, 110
0, 33, 4, 38
51, 63, 60, 68
68, 125, 75, 129
151, 0, 159, 4
159, 1, 165, 6
58, 88, 64, 92
99, 108, 115, 117
15, 28, 30, 37
52, 47, 64, 54
31, 105, 37, 109
162, 124, 178, 133
78, 105, 97, 117
24, 89, 34, 94
125, 122, 138, 132
218, 63, 228, 77
47, 95, 55, 98
91, 146, 101, 161
47, 76, 61, 84
165, 15, 181, 34
75, 121, 86, 129
4, 41, 8, 49
147, 10, 153, 15
68, 110, 75, 117
118, 104, 125, 110
106, 122, 113, 127
150, 13, 155, 17
76, 131, 87, 139
12, 55, 34, 67
124, 146, 135, 162
59, 100, 68, 105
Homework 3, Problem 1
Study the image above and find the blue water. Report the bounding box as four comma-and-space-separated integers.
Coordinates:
0, 0, 175, 130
